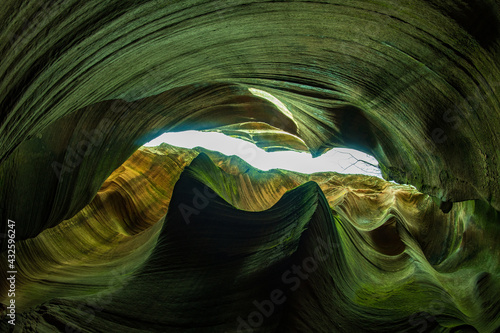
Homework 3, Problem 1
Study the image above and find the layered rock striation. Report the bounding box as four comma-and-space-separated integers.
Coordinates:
1, 1, 500, 332
1, 146, 499, 332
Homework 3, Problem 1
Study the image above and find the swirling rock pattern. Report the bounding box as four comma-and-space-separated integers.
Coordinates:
1, 146, 499, 332
0, 0, 500, 332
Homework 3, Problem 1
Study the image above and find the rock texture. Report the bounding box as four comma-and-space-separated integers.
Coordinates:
1, 145, 499, 332
0, 0, 500, 332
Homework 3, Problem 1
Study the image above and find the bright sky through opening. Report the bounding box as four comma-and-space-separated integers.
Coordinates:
144, 131, 382, 178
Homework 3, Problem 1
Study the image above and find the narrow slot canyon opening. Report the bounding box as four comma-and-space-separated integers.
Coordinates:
144, 130, 383, 178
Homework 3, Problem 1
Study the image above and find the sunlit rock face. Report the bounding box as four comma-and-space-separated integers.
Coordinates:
1, 0, 500, 332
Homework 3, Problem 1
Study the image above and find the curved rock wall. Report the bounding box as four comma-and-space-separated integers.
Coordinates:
1, 1, 500, 241
1, 146, 499, 331
1, 1, 500, 332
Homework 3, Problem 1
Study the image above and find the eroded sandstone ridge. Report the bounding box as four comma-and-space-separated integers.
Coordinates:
1, 0, 500, 332
1, 145, 499, 332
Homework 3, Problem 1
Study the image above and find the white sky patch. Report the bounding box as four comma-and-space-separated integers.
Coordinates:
144, 131, 382, 178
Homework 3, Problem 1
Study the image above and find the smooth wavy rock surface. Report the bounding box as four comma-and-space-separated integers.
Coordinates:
1, 1, 500, 332
1, 0, 500, 242
1, 146, 499, 332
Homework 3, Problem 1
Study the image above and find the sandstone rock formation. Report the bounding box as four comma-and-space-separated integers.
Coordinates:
1, 1, 499, 332
1, 145, 499, 332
